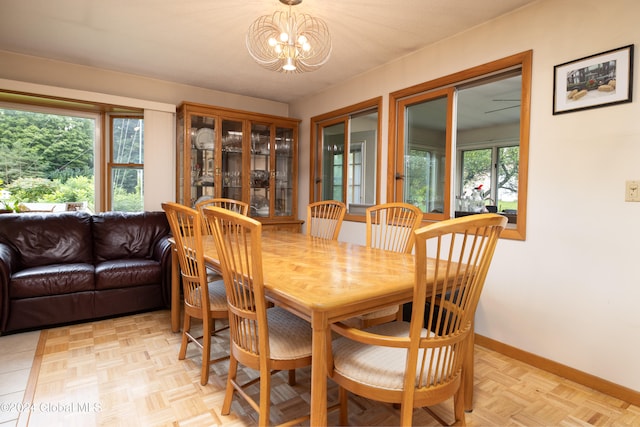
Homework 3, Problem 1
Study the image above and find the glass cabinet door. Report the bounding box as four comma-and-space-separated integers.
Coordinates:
177, 102, 299, 231
221, 118, 244, 202
189, 114, 216, 207
275, 126, 294, 217
249, 123, 271, 218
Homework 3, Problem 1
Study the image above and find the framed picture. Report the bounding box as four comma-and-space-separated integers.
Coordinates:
553, 44, 633, 115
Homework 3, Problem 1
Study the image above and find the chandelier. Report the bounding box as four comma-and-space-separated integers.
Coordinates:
246, 0, 332, 73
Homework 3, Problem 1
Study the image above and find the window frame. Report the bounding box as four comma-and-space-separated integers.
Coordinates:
457, 140, 520, 211
310, 97, 382, 221
107, 114, 144, 211
395, 87, 455, 221
0, 100, 103, 211
0, 91, 143, 212
388, 51, 531, 240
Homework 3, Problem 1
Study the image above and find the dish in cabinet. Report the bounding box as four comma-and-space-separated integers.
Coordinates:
195, 128, 215, 150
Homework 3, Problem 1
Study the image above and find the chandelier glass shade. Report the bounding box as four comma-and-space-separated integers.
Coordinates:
246, 0, 331, 73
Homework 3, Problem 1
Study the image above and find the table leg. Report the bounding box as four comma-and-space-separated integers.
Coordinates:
170, 246, 180, 333
464, 325, 475, 411
310, 312, 328, 426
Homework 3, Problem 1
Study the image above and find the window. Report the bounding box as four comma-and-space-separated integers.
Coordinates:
310, 97, 381, 219
398, 88, 453, 218
108, 115, 144, 211
0, 93, 144, 212
458, 144, 519, 213
389, 51, 531, 240
0, 105, 98, 212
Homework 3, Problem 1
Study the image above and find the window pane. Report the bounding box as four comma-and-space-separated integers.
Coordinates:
497, 145, 519, 212
112, 118, 143, 163
110, 116, 143, 211
274, 126, 294, 216
0, 108, 95, 211
460, 148, 492, 212
111, 167, 143, 211
321, 122, 345, 202
349, 111, 377, 208
404, 97, 447, 213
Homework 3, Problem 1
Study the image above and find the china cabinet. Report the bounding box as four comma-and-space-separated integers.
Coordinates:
176, 102, 302, 231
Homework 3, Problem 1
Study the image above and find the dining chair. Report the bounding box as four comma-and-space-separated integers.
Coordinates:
196, 198, 249, 283
203, 206, 314, 427
329, 213, 508, 426
161, 202, 229, 386
195, 197, 249, 235
352, 202, 423, 328
306, 200, 346, 240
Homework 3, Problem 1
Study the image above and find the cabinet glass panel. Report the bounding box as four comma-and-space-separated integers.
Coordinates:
250, 123, 270, 217
177, 112, 185, 204
275, 126, 294, 217
190, 115, 215, 207
221, 119, 243, 202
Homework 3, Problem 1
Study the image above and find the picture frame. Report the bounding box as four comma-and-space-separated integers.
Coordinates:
553, 44, 633, 115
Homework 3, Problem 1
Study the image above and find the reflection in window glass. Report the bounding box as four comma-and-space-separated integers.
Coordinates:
349, 112, 376, 208
348, 143, 363, 203
404, 97, 447, 213
321, 122, 345, 202
312, 99, 379, 217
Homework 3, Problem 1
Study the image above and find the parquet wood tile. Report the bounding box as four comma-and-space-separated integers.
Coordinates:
9, 310, 640, 426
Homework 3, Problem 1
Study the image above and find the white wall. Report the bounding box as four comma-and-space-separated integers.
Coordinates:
291, 0, 640, 391
143, 109, 175, 211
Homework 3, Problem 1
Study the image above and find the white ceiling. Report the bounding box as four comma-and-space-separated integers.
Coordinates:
0, 0, 536, 105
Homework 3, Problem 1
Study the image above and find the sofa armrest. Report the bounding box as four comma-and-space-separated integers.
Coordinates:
0, 243, 17, 333
153, 235, 173, 308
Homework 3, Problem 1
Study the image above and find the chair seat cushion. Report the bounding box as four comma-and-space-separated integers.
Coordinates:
10, 263, 94, 298
265, 307, 313, 361
95, 259, 160, 290
207, 279, 228, 311
332, 321, 449, 390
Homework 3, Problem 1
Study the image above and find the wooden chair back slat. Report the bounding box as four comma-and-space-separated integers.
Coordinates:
366, 202, 423, 254
307, 200, 346, 240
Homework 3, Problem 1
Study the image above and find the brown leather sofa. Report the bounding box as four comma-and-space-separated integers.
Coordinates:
0, 211, 172, 334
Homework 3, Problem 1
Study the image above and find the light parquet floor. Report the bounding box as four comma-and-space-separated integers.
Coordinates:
3, 310, 639, 426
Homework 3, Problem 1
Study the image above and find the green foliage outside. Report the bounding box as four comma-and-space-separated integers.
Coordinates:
112, 183, 144, 212
405, 150, 432, 211
0, 109, 94, 209
0, 109, 144, 212
460, 146, 519, 212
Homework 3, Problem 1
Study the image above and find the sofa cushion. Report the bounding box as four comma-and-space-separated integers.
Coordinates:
10, 263, 95, 299
94, 259, 161, 290
0, 212, 93, 269
92, 211, 170, 262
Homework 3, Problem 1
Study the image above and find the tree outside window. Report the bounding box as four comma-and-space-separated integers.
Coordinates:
0, 108, 95, 211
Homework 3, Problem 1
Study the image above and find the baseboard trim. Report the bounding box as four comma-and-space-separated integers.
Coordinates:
475, 333, 640, 407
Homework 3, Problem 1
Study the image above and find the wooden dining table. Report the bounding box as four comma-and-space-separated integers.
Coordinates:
169, 230, 476, 425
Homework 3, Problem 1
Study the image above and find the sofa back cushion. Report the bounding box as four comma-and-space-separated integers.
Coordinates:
92, 211, 170, 262
0, 212, 93, 269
